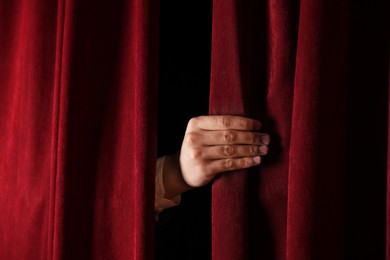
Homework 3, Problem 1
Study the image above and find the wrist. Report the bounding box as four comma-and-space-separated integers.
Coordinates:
162, 152, 193, 200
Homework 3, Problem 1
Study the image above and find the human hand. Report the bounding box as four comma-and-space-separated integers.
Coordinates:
179, 115, 270, 187
161, 115, 270, 200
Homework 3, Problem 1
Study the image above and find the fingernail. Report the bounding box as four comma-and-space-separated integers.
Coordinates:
262, 135, 270, 145
253, 156, 261, 164
259, 145, 268, 155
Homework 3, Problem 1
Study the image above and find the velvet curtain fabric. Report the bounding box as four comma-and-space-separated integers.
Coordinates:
0, 1, 389, 260
210, 0, 389, 259
0, 0, 159, 259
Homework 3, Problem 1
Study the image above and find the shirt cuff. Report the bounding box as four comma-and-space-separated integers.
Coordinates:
155, 156, 181, 221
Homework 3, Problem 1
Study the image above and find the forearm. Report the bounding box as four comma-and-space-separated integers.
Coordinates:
155, 155, 184, 220
162, 152, 193, 200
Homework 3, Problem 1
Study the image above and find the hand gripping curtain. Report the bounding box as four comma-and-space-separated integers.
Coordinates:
210, 0, 389, 259
1, 0, 389, 260
0, 0, 159, 259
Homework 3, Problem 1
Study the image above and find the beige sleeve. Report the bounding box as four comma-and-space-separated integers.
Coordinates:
155, 156, 181, 221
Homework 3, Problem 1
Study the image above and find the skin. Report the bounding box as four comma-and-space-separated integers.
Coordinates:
161, 115, 270, 200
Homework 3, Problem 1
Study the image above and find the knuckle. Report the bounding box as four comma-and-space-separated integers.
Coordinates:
224, 158, 234, 169
243, 157, 252, 167
249, 145, 257, 155
185, 132, 199, 146
248, 133, 259, 143
236, 157, 250, 168
237, 158, 244, 167
223, 145, 235, 157
188, 117, 200, 129
218, 116, 231, 128
239, 118, 250, 129
222, 130, 235, 143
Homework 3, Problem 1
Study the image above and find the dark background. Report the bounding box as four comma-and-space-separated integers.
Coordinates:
155, 1, 213, 259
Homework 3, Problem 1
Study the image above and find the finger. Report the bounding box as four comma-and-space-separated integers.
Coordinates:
192, 145, 268, 160
186, 130, 270, 146
187, 115, 262, 131
205, 156, 262, 175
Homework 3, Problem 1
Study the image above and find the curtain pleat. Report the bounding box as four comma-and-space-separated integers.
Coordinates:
0, 1, 57, 259
209, 0, 248, 259
0, 0, 159, 259
0, 0, 389, 259
210, 0, 389, 259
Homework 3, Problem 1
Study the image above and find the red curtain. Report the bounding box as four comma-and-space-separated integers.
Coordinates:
0, 0, 159, 259
210, 0, 389, 259
1, 0, 389, 260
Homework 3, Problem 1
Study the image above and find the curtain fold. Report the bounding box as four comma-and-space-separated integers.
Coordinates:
286, 0, 349, 257
210, 0, 389, 259
0, 0, 389, 259
209, 0, 248, 259
0, 0, 159, 259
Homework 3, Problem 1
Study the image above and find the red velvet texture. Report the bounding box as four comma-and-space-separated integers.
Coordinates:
210, 0, 389, 259
0, 0, 389, 259
0, 0, 159, 259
